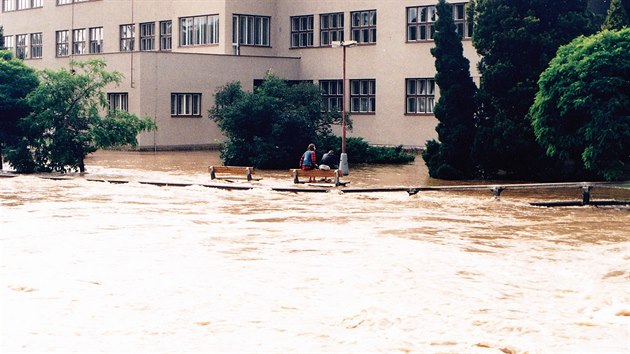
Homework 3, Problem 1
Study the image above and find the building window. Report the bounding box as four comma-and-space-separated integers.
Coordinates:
30, 32, 42, 58
140, 22, 155, 51
320, 12, 344, 46
159, 20, 172, 50
233, 14, 270, 47
350, 10, 376, 44
15, 34, 27, 59
3, 0, 42, 11
180, 14, 219, 46
120, 24, 134, 52
72, 28, 86, 54
108, 93, 128, 112
407, 4, 471, 41
290, 15, 313, 48
406, 6, 437, 41
406, 78, 435, 114
89, 27, 103, 53
350, 79, 376, 113
2, 0, 16, 11
320, 80, 343, 113
171, 93, 201, 117
453, 3, 473, 39
4, 35, 14, 53
56, 30, 69, 57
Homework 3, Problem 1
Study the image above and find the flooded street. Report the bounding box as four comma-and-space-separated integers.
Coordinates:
1, 151, 629, 353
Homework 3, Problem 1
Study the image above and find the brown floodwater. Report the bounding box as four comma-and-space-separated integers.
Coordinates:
1, 150, 629, 353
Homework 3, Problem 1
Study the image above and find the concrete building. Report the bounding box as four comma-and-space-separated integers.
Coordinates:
1, 0, 479, 150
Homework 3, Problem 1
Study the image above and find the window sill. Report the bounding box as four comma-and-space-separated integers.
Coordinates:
289, 46, 317, 50
179, 43, 220, 49
350, 112, 376, 115
2, 7, 43, 12
236, 44, 272, 48
404, 113, 435, 116
171, 115, 202, 118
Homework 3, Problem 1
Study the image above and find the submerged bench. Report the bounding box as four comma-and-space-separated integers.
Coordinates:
209, 166, 259, 181
291, 168, 341, 187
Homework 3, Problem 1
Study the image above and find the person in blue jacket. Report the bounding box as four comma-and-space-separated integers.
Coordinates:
299, 143, 317, 182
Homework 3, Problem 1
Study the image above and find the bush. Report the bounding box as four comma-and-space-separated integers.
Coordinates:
315, 135, 415, 165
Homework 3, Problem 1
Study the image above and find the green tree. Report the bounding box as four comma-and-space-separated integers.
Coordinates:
0, 50, 39, 170
422, 0, 477, 179
0, 26, 5, 50
5, 59, 156, 173
530, 29, 630, 181
603, 0, 630, 30
210, 74, 343, 169
471, 0, 597, 179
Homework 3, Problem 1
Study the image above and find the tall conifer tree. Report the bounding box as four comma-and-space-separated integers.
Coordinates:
423, 0, 477, 179
603, 0, 630, 30
0, 26, 5, 50
471, 0, 597, 179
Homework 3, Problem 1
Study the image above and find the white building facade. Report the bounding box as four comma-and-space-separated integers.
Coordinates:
1, 0, 480, 150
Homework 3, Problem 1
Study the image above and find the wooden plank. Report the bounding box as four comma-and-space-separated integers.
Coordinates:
86, 178, 130, 184
200, 183, 255, 190
342, 187, 410, 193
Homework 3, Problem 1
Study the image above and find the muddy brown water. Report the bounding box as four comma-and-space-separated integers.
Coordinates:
1, 150, 628, 353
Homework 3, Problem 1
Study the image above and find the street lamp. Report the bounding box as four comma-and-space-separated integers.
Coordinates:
331, 40, 357, 176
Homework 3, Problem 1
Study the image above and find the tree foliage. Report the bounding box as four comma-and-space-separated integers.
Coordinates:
530, 29, 630, 181
422, 0, 477, 180
603, 0, 630, 30
0, 26, 5, 50
471, 0, 597, 179
5, 59, 156, 173
315, 135, 414, 165
0, 50, 39, 170
210, 74, 344, 169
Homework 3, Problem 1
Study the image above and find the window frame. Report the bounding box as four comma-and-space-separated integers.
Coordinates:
349, 79, 376, 113
319, 79, 343, 114
107, 92, 129, 113
290, 14, 314, 48
405, 78, 436, 114
119, 24, 135, 52
72, 28, 87, 55
233, 14, 270, 47
89, 27, 103, 53
56, 30, 70, 57
4, 35, 15, 53
319, 12, 344, 47
159, 20, 172, 51
15, 33, 28, 59
2, 0, 42, 12
140, 22, 155, 51
350, 9, 376, 44
407, 3, 471, 42
30, 32, 42, 59
179, 14, 219, 47
170, 93, 202, 117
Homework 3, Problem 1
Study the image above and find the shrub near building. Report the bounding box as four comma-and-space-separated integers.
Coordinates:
530, 28, 630, 181
211, 74, 414, 169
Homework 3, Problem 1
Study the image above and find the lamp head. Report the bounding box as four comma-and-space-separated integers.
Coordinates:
331, 40, 358, 48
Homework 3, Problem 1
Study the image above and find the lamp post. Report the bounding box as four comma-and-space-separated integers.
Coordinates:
331, 40, 357, 176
